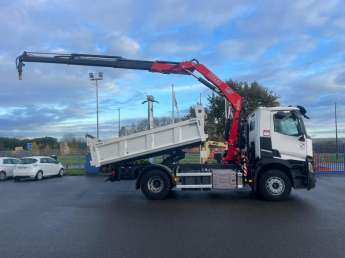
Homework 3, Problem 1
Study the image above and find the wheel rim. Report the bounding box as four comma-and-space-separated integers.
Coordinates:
0, 172, 5, 180
147, 176, 164, 193
59, 169, 64, 176
266, 176, 285, 196
37, 172, 43, 180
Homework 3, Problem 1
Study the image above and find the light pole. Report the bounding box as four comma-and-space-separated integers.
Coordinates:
115, 108, 121, 137
142, 96, 158, 163
335, 102, 339, 160
142, 95, 158, 129
89, 72, 103, 138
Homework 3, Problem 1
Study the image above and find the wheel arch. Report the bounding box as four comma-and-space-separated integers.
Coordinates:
135, 164, 174, 189
254, 162, 294, 191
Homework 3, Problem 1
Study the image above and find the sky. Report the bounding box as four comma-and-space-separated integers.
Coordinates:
0, 0, 344, 139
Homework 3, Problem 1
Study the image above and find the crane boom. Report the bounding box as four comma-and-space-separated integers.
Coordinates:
16, 51, 243, 164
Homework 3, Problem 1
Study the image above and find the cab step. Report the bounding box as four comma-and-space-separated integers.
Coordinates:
176, 184, 212, 189
176, 172, 212, 177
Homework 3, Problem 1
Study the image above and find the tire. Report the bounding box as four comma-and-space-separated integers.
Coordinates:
140, 170, 171, 200
36, 171, 43, 181
0, 171, 6, 181
259, 169, 291, 201
58, 169, 64, 177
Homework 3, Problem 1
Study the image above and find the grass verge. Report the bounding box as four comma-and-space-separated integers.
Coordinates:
65, 168, 86, 176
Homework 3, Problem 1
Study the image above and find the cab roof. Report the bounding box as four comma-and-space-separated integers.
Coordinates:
257, 106, 299, 111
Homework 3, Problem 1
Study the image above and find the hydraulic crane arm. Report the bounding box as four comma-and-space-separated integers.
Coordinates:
16, 51, 242, 163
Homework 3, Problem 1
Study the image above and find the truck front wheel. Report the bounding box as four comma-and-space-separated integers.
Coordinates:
259, 170, 291, 201
140, 170, 171, 200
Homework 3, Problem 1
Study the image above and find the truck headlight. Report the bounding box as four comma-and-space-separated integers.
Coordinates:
308, 161, 314, 173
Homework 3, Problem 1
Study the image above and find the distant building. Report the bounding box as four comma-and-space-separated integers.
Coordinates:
14, 146, 24, 151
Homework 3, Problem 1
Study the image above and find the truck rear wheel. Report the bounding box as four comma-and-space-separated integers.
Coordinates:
259, 170, 291, 201
140, 170, 171, 200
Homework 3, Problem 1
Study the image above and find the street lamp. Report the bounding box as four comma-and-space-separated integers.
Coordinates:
115, 108, 121, 137
89, 72, 103, 138
142, 95, 158, 130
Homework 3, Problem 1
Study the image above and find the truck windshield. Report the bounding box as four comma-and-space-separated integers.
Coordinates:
20, 158, 37, 164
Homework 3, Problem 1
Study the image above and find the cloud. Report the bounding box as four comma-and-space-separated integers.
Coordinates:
0, 105, 76, 131
148, 40, 203, 57
142, 0, 251, 31
146, 83, 205, 93
217, 38, 275, 61
105, 32, 141, 57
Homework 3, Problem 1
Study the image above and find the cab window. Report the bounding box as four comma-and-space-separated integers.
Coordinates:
274, 113, 301, 136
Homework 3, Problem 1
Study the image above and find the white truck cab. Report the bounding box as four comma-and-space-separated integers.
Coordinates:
247, 106, 315, 198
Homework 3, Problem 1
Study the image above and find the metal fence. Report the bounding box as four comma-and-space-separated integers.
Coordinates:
314, 153, 345, 174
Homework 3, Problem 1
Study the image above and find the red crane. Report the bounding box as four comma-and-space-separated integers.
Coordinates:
16, 52, 243, 164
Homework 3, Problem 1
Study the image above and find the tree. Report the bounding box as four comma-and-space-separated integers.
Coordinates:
31, 142, 39, 155
228, 80, 279, 118
206, 80, 279, 140
183, 106, 197, 120
205, 93, 226, 140
60, 134, 86, 154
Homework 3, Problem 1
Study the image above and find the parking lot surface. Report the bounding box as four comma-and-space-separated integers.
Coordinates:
0, 175, 344, 258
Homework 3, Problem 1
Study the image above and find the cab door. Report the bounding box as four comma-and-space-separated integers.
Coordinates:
270, 111, 307, 161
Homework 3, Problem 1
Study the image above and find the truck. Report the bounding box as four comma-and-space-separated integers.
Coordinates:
16, 51, 316, 201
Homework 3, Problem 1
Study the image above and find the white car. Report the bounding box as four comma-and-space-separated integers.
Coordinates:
13, 156, 64, 181
0, 157, 20, 181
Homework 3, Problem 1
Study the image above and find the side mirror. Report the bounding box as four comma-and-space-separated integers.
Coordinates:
297, 105, 310, 119
298, 135, 305, 142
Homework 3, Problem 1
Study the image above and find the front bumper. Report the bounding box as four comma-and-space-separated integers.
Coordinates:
291, 159, 316, 190
307, 172, 316, 190
306, 157, 316, 190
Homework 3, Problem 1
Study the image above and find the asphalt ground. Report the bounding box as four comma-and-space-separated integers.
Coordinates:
0, 175, 344, 258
